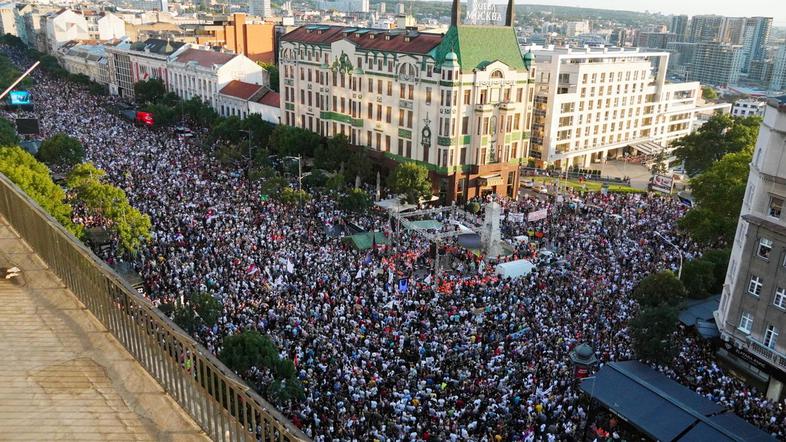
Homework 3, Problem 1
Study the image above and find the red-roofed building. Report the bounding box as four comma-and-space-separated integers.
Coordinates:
216, 80, 281, 124
167, 47, 268, 109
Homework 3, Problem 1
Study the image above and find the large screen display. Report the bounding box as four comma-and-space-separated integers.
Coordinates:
15, 118, 39, 135
9, 91, 31, 105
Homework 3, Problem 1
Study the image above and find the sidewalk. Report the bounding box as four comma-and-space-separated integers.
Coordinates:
0, 215, 209, 441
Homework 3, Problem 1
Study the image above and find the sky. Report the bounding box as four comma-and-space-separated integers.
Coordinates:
518, 0, 786, 26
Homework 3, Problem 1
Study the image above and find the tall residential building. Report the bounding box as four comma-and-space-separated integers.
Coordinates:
771, 44, 786, 92
635, 32, 676, 50
689, 42, 744, 86
689, 15, 724, 43
195, 13, 276, 63
278, 0, 535, 203
249, 0, 272, 18
317, 0, 370, 13
720, 17, 746, 45
742, 17, 773, 72
529, 46, 726, 168
671, 15, 689, 42
564, 21, 589, 38
716, 95, 786, 401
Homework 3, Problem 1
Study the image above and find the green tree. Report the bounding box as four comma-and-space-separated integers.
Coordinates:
674, 114, 760, 176
66, 163, 151, 254
279, 187, 310, 205
678, 150, 751, 244
260, 173, 287, 197
700, 248, 731, 294
0, 117, 18, 146
632, 270, 686, 308
219, 330, 304, 403
0, 146, 79, 236
339, 188, 372, 212
182, 97, 218, 127
134, 79, 167, 104
680, 259, 716, 299
344, 148, 372, 185
466, 201, 481, 214
270, 125, 321, 157
387, 161, 432, 205
630, 304, 679, 363
142, 102, 177, 127
651, 150, 667, 175
173, 292, 222, 332
37, 133, 85, 167
325, 172, 346, 192
702, 86, 718, 100
315, 134, 352, 172
259, 62, 279, 92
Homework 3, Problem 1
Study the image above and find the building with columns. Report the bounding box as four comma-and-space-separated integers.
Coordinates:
716, 96, 786, 401
530, 46, 728, 169
278, 0, 535, 202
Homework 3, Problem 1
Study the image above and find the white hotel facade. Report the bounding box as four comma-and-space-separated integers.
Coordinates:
530, 46, 730, 169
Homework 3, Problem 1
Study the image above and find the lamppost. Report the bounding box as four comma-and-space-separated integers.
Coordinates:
655, 231, 683, 279
283, 155, 303, 190
238, 129, 253, 173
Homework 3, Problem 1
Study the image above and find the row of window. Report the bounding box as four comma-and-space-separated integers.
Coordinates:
739, 311, 779, 349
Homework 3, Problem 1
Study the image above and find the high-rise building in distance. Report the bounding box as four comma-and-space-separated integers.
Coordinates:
671, 15, 689, 42
689, 42, 744, 86
249, 0, 271, 18
689, 15, 724, 43
742, 17, 773, 72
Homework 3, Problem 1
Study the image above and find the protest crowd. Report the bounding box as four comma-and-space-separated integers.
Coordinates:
3, 44, 786, 441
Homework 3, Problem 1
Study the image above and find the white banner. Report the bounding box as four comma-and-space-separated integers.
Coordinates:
527, 208, 548, 222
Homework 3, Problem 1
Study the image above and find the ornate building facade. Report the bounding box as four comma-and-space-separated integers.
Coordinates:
278, 0, 535, 202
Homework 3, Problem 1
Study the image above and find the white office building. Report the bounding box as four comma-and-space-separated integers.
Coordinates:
732, 98, 767, 117
249, 0, 272, 18
530, 46, 730, 168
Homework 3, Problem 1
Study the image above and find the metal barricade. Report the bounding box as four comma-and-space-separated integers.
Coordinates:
0, 173, 310, 442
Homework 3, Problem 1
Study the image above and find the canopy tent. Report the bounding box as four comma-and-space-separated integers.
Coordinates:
406, 220, 443, 230
343, 232, 390, 250
495, 259, 535, 279
375, 198, 417, 213
580, 361, 775, 442
679, 295, 721, 339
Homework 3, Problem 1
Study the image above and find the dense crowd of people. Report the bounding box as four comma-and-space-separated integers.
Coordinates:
3, 44, 786, 440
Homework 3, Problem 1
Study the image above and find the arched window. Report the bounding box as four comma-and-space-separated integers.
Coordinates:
491, 70, 504, 79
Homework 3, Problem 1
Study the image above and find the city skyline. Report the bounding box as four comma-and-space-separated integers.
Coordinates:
477, 0, 786, 26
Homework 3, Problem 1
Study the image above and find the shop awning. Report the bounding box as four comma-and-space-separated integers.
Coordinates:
479, 174, 503, 187
580, 361, 775, 442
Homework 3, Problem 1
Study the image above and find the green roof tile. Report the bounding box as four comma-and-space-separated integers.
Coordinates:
433, 25, 526, 73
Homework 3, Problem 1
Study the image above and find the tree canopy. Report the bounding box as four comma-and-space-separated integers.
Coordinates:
219, 330, 304, 403
0, 146, 79, 236
339, 188, 372, 213
387, 162, 433, 205
630, 304, 679, 363
259, 62, 279, 92
701, 86, 718, 100
632, 270, 686, 308
0, 117, 19, 147
134, 79, 167, 104
37, 133, 85, 168
66, 163, 151, 254
673, 114, 760, 176
678, 150, 751, 245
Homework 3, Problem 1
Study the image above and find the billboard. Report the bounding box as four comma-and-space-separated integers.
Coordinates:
9, 91, 31, 106
650, 174, 674, 194
15, 118, 40, 135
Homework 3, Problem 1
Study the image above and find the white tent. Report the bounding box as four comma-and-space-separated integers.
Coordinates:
495, 259, 535, 279
375, 198, 417, 213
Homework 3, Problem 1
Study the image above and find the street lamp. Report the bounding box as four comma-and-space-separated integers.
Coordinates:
283, 155, 303, 190
238, 129, 253, 172
655, 231, 683, 279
